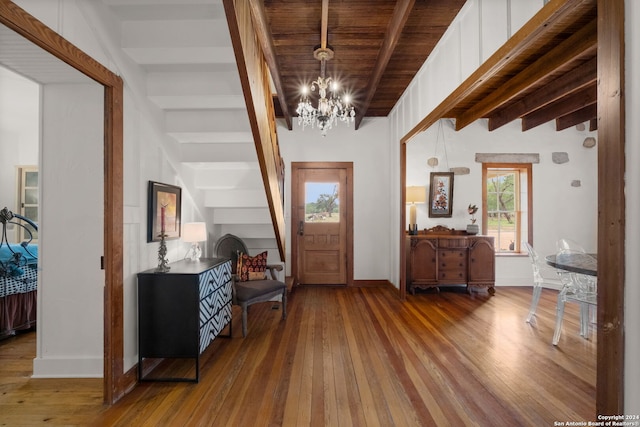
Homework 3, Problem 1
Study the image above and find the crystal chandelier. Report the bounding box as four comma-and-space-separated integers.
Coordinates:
296, 46, 355, 136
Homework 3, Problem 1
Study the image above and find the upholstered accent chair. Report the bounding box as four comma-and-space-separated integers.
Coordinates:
214, 234, 287, 337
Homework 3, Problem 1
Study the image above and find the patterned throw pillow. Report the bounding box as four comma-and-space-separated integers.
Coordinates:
237, 251, 268, 282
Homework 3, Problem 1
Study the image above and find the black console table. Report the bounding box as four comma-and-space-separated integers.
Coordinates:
137, 258, 232, 382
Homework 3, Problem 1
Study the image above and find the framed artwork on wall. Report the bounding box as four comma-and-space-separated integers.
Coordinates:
147, 181, 182, 242
428, 172, 454, 218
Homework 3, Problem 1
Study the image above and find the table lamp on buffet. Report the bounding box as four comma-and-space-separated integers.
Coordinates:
406, 186, 426, 235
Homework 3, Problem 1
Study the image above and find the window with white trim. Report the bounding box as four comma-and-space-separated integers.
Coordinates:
483, 163, 531, 253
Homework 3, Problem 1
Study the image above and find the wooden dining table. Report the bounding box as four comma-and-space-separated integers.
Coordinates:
545, 253, 597, 276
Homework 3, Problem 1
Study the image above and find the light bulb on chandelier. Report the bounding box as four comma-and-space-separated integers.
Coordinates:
296, 46, 355, 136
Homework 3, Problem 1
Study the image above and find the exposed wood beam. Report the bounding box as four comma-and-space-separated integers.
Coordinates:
402, 0, 594, 143
354, 0, 415, 129
455, 18, 597, 131
521, 84, 597, 131
596, 0, 625, 414
248, 0, 292, 130
555, 103, 597, 131
488, 57, 597, 131
589, 118, 597, 131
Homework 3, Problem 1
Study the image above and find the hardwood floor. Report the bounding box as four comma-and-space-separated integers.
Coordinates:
0, 286, 596, 426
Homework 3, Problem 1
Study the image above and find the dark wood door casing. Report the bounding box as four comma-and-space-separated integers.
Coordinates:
291, 162, 354, 286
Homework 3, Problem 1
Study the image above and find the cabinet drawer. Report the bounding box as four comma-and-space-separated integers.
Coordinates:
200, 280, 233, 325
198, 261, 232, 299
438, 238, 468, 248
199, 302, 232, 353
438, 250, 467, 281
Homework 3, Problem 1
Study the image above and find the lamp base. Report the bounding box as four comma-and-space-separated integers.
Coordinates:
187, 243, 202, 261
408, 224, 419, 235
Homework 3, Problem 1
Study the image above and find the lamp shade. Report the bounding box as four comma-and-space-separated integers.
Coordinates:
182, 222, 207, 243
406, 186, 426, 204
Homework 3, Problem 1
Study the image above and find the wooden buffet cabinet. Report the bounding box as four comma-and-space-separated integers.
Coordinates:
406, 227, 495, 295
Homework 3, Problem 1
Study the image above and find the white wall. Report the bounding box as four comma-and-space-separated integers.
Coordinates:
625, 0, 640, 414
0, 67, 39, 216
33, 83, 105, 377
279, 118, 391, 281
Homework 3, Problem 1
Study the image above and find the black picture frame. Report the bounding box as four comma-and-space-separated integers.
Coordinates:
147, 181, 182, 242
428, 172, 454, 218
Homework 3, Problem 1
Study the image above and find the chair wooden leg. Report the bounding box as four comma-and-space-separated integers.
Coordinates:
241, 304, 248, 337
282, 290, 287, 320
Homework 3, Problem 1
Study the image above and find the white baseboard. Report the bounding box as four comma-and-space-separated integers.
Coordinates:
32, 356, 103, 378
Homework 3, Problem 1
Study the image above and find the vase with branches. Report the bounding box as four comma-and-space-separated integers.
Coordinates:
467, 204, 479, 235
468, 204, 478, 224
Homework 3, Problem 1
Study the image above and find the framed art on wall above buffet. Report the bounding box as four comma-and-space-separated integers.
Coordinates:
147, 181, 182, 242
428, 172, 454, 218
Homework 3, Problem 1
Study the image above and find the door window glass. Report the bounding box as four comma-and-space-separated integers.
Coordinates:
305, 182, 339, 223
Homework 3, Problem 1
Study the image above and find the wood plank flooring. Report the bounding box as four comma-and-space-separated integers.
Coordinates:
0, 286, 596, 426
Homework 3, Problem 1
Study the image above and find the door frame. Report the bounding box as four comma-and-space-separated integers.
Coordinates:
291, 162, 354, 286
0, 1, 125, 405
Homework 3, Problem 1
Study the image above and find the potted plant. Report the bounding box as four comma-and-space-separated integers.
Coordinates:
467, 204, 479, 235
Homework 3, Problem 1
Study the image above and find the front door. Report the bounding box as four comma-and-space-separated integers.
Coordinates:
292, 162, 353, 285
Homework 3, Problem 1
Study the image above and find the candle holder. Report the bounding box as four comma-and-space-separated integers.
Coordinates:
155, 232, 171, 273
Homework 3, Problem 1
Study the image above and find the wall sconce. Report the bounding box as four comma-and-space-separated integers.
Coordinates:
182, 222, 207, 261
406, 186, 426, 235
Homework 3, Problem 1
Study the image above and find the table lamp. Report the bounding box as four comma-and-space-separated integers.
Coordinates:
406, 186, 426, 235
182, 222, 207, 261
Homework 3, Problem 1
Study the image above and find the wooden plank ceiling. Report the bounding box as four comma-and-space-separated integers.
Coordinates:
255, 0, 597, 134
259, 0, 466, 130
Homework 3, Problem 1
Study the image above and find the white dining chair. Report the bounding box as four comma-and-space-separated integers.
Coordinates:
523, 241, 563, 323
551, 242, 597, 346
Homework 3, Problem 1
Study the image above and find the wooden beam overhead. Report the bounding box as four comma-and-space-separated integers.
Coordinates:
402, 0, 597, 143
488, 57, 597, 131
248, 0, 292, 130
354, 0, 415, 129
455, 18, 597, 131
521, 84, 597, 131
555, 103, 597, 131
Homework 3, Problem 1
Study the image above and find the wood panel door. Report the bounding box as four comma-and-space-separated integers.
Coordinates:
292, 162, 353, 285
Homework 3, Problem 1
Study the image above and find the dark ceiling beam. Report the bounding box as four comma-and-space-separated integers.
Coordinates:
454, 18, 597, 131
402, 0, 593, 143
589, 118, 597, 131
555, 103, 597, 131
248, 0, 292, 130
521, 83, 597, 131
488, 56, 597, 131
354, 0, 415, 130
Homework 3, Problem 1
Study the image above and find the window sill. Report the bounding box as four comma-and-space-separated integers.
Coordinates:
495, 252, 528, 258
